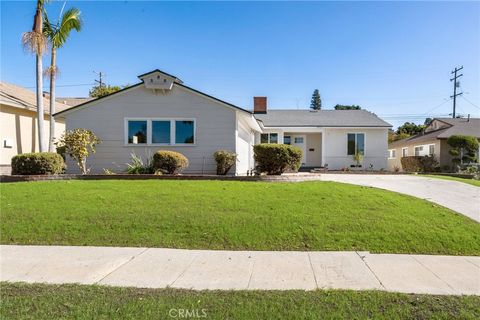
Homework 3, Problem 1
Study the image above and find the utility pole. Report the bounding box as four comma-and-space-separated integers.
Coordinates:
450, 66, 463, 118
93, 71, 105, 88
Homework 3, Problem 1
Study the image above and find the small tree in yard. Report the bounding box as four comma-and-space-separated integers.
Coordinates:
55, 128, 100, 174
447, 135, 479, 166
310, 89, 322, 110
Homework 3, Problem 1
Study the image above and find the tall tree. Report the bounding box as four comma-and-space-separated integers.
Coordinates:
22, 0, 48, 152
310, 89, 322, 110
44, 7, 83, 152
334, 104, 361, 110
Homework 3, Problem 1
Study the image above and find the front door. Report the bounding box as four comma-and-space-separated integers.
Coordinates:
292, 135, 307, 166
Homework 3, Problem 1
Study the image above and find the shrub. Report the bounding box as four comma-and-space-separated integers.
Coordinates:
213, 150, 237, 175
125, 153, 155, 174
400, 155, 438, 173
55, 128, 100, 174
253, 144, 302, 175
153, 150, 189, 174
447, 135, 479, 165
11, 152, 65, 175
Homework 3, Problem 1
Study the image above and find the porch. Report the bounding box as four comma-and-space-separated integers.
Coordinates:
257, 129, 324, 168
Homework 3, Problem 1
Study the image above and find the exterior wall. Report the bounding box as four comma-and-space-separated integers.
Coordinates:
63, 85, 237, 174
235, 114, 255, 175
323, 128, 388, 170
387, 138, 441, 171
0, 103, 65, 174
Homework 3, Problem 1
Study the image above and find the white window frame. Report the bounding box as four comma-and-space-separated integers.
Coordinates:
260, 132, 279, 144
124, 118, 196, 146
402, 147, 408, 158
388, 149, 396, 159
414, 144, 435, 157
347, 132, 366, 156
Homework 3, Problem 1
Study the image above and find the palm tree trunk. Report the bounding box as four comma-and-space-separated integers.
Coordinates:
36, 53, 46, 152
48, 47, 56, 152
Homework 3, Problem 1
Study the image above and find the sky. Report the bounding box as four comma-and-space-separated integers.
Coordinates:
1, 1, 479, 128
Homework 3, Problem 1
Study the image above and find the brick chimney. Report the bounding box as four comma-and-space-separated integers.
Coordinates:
253, 97, 267, 114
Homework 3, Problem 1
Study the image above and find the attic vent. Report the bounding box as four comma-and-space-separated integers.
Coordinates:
157, 75, 160, 79
150, 79, 153, 83
164, 79, 167, 83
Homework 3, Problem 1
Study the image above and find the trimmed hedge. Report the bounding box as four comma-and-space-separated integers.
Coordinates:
152, 150, 189, 174
401, 156, 438, 173
11, 152, 65, 175
213, 150, 237, 175
254, 144, 302, 175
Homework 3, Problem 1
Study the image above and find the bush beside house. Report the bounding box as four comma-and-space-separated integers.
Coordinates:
213, 150, 237, 175
400, 156, 438, 173
254, 144, 302, 175
11, 152, 65, 175
153, 150, 189, 174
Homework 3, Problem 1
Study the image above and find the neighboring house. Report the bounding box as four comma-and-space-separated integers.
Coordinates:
56, 97, 94, 107
55, 69, 391, 175
0, 82, 72, 174
387, 117, 480, 171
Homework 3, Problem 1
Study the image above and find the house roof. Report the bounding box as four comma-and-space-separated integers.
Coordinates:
0, 81, 73, 114
388, 117, 480, 148
254, 110, 392, 128
434, 117, 480, 138
56, 97, 94, 107
54, 69, 254, 117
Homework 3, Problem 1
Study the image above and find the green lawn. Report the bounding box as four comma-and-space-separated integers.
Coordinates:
422, 174, 480, 187
1, 283, 479, 320
1, 180, 479, 255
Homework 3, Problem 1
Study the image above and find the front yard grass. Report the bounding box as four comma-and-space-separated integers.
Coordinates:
1, 180, 479, 255
1, 283, 479, 320
421, 174, 480, 187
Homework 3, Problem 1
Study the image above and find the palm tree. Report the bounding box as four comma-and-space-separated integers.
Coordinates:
22, 0, 48, 152
44, 7, 82, 152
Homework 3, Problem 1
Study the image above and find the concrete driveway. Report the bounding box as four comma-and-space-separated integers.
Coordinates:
321, 174, 480, 223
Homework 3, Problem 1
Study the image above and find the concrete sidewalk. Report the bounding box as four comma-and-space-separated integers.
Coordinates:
321, 174, 480, 222
1, 245, 478, 295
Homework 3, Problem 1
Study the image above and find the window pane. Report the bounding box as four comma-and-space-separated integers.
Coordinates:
429, 145, 434, 155
175, 120, 194, 144
128, 120, 147, 144
402, 148, 407, 157
260, 134, 269, 143
284, 136, 291, 145
270, 133, 278, 144
415, 147, 420, 156
294, 137, 304, 143
356, 133, 365, 155
392, 150, 396, 158
152, 121, 170, 144
347, 133, 356, 155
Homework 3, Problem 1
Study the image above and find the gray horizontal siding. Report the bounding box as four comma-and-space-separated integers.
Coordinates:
65, 85, 236, 174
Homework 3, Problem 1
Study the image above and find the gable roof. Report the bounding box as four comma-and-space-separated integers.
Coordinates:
54, 70, 252, 116
254, 110, 391, 127
388, 117, 480, 148
137, 68, 182, 83
0, 81, 72, 114
433, 117, 480, 138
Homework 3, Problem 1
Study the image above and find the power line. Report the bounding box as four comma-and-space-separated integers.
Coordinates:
461, 95, 480, 110
93, 71, 105, 88
25, 83, 94, 89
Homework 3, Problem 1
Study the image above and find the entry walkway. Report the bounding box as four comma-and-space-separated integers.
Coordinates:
321, 174, 480, 222
1, 245, 478, 295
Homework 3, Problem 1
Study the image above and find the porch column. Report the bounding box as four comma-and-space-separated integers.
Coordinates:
321, 129, 326, 166
278, 131, 284, 144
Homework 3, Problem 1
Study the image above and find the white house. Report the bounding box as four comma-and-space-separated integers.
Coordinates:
55, 69, 391, 174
